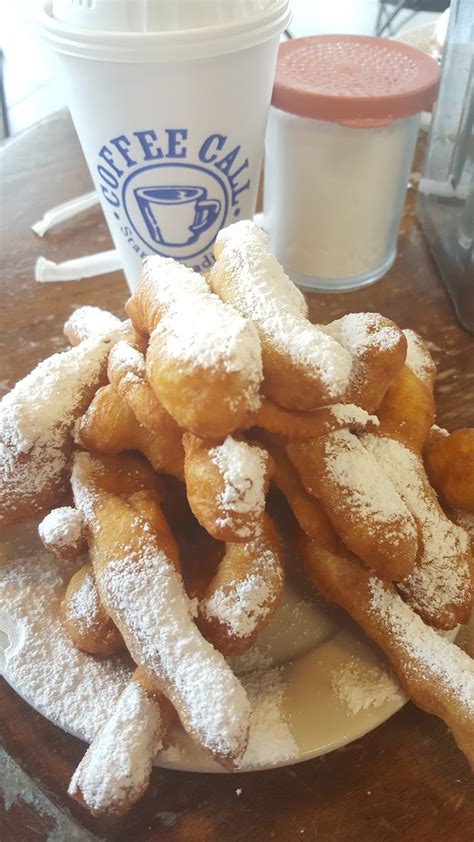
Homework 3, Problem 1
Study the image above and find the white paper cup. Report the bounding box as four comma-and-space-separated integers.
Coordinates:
40, 0, 290, 289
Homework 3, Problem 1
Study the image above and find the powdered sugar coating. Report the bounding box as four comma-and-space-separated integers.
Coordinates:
204, 574, 273, 639
453, 509, 474, 541
213, 221, 352, 398
64, 306, 122, 345
67, 568, 100, 629
329, 404, 379, 428
369, 578, 474, 712
142, 256, 263, 411
0, 339, 110, 513
209, 437, 267, 538
324, 429, 417, 544
108, 339, 146, 383
98, 548, 250, 761
363, 434, 470, 616
202, 538, 283, 640
72, 453, 251, 763
68, 680, 164, 814
403, 329, 435, 385
323, 313, 402, 356
38, 507, 84, 553
0, 339, 109, 455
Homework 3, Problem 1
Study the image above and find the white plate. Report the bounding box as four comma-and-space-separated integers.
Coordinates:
0, 518, 459, 773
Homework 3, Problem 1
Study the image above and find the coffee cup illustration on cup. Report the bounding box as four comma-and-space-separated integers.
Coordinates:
134, 185, 221, 248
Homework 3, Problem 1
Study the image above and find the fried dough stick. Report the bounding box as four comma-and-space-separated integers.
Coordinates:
288, 429, 418, 581
246, 399, 379, 440
64, 306, 123, 346
298, 530, 474, 769
198, 514, 285, 656
62, 562, 125, 657
251, 430, 338, 549
182, 432, 272, 543
361, 332, 472, 629
211, 221, 406, 411
321, 313, 408, 412
363, 433, 472, 629
76, 384, 184, 480
126, 256, 263, 438
425, 427, 474, 515
0, 338, 111, 526
71, 452, 251, 770
108, 336, 183, 458
69, 667, 176, 817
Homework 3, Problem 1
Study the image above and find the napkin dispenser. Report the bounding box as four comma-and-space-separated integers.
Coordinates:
416, 0, 474, 333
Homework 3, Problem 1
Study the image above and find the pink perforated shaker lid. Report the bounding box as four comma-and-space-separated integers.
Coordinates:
272, 35, 440, 127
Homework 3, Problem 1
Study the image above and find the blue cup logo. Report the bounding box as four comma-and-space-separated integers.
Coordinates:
134, 185, 221, 248
122, 162, 229, 262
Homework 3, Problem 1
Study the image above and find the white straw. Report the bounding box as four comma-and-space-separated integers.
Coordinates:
32, 192, 100, 237
35, 250, 122, 283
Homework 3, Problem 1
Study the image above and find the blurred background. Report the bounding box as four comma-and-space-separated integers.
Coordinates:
0, 0, 446, 140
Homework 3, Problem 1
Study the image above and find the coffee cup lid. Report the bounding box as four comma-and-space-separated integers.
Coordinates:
41, 0, 290, 61
272, 35, 440, 127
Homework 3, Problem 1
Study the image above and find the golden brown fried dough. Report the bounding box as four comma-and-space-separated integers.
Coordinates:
247, 398, 379, 440
71, 451, 251, 771
322, 313, 408, 412
62, 563, 125, 656
363, 434, 472, 630
288, 430, 418, 581
0, 339, 110, 526
251, 429, 338, 550
76, 384, 184, 479
425, 427, 474, 514
198, 514, 285, 656
69, 667, 175, 817
298, 529, 474, 770
183, 432, 272, 543
376, 366, 435, 453
126, 257, 263, 438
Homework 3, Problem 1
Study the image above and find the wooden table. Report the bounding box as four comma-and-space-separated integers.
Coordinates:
0, 111, 473, 842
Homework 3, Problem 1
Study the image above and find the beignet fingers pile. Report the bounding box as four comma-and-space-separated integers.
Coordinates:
1, 219, 473, 819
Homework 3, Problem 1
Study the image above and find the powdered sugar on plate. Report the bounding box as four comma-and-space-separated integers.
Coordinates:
209, 437, 267, 538
0, 553, 130, 742
158, 664, 298, 770
330, 659, 404, 715
213, 221, 352, 399
240, 667, 298, 767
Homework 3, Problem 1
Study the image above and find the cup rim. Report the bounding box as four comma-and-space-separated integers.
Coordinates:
39, 0, 291, 62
